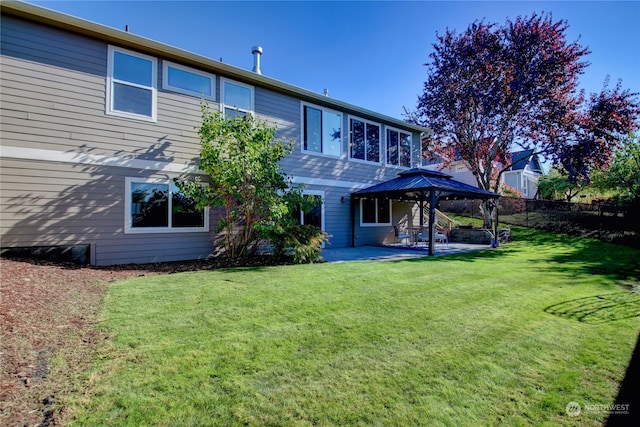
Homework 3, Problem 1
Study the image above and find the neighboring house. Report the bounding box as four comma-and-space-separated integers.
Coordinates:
500, 149, 543, 199
423, 148, 543, 199
423, 155, 477, 188
0, 1, 429, 265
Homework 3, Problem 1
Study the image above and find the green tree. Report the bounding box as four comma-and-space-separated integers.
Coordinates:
176, 105, 322, 260
538, 167, 586, 203
592, 133, 640, 204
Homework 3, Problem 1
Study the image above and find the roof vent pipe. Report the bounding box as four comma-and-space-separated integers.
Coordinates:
252, 46, 263, 74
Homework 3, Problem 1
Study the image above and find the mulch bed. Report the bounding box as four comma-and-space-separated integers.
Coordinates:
0, 255, 285, 426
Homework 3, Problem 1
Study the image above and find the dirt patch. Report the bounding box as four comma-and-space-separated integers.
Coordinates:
0, 256, 286, 426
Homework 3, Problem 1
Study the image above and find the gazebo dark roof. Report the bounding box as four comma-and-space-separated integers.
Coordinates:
351, 168, 499, 200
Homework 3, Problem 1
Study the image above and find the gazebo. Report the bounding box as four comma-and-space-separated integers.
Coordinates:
351, 168, 500, 255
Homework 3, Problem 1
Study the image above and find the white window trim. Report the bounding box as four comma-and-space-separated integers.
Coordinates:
348, 115, 382, 165
300, 102, 343, 158
106, 45, 157, 122
359, 198, 392, 227
162, 60, 215, 100
220, 77, 255, 116
385, 126, 413, 168
124, 177, 209, 234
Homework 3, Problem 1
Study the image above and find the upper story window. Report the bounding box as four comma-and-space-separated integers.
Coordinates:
107, 46, 157, 121
221, 78, 254, 118
350, 117, 380, 163
302, 103, 342, 157
162, 61, 215, 99
386, 128, 412, 168
125, 178, 208, 234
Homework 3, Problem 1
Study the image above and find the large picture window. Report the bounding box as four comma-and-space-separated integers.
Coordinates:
386, 128, 412, 167
350, 117, 380, 163
162, 61, 215, 99
302, 103, 342, 157
125, 178, 208, 233
360, 198, 391, 226
107, 46, 157, 121
221, 78, 254, 118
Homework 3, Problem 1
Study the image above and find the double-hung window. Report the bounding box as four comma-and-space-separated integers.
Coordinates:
221, 78, 254, 118
360, 198, 391, 226
107, 46, 157, 121
162, 61, 215, 99
386, 128, 412, 167
302, 103, 342, 157
350, 117, 380, 163
125, 178, 208, 233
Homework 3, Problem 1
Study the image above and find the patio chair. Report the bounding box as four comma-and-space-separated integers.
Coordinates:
435, 231, 449, 244
415, 230, 448, 245
393, 225, 411, 244
499, 228, 512, 243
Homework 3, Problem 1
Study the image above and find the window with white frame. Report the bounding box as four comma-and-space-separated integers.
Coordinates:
302, 103, 342, 157
386, 128, 412, 167
360, 198, 391, 226
125, 178, 208, 233
350, 117, 380, 163
107, 46, 157, 121
221, 78, 254, 118
162, 61, 215, 99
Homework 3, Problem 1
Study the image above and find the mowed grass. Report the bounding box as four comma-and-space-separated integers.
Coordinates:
69, 228, 640, 426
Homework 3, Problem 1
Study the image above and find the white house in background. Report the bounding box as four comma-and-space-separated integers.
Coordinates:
423, 149, 543, 199
501, 149, 544, 198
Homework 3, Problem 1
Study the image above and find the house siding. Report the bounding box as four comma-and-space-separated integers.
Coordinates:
0, 158, 215, 265
1, 7, 428, 264
1, 15, 215, 265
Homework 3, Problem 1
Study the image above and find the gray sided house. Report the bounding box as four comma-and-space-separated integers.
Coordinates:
501, 150, 543, 199
0, 1, 429, 265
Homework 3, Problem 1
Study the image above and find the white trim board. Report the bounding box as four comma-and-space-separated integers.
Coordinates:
0, 145, 200, 174
1, 145, 372, 190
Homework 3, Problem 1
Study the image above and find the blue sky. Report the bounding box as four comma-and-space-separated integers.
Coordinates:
30, 0, 640, 120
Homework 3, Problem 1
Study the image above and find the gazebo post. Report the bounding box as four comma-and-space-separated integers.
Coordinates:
494, 198, 500, 247
428, 190, 437, 256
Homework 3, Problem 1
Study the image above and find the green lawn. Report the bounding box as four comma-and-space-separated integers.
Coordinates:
69, 228, 639, 426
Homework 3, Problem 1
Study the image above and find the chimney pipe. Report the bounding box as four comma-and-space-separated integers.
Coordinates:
252, 46, 263, 74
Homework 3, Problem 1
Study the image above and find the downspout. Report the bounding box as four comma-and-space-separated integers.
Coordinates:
351, 196, 356, 247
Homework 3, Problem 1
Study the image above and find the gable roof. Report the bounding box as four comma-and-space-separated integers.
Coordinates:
1, 1, 428, 135
352, 168, 499, 200
509, 150, 543, 173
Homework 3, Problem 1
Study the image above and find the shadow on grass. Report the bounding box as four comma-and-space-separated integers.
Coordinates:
544, 292, 640, 324
515, 227, 640, 281
605, 333, 640, 427
402, 246, 513, 264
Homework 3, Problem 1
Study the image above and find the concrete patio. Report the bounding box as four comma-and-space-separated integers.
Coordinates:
321, 243, 491, 263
